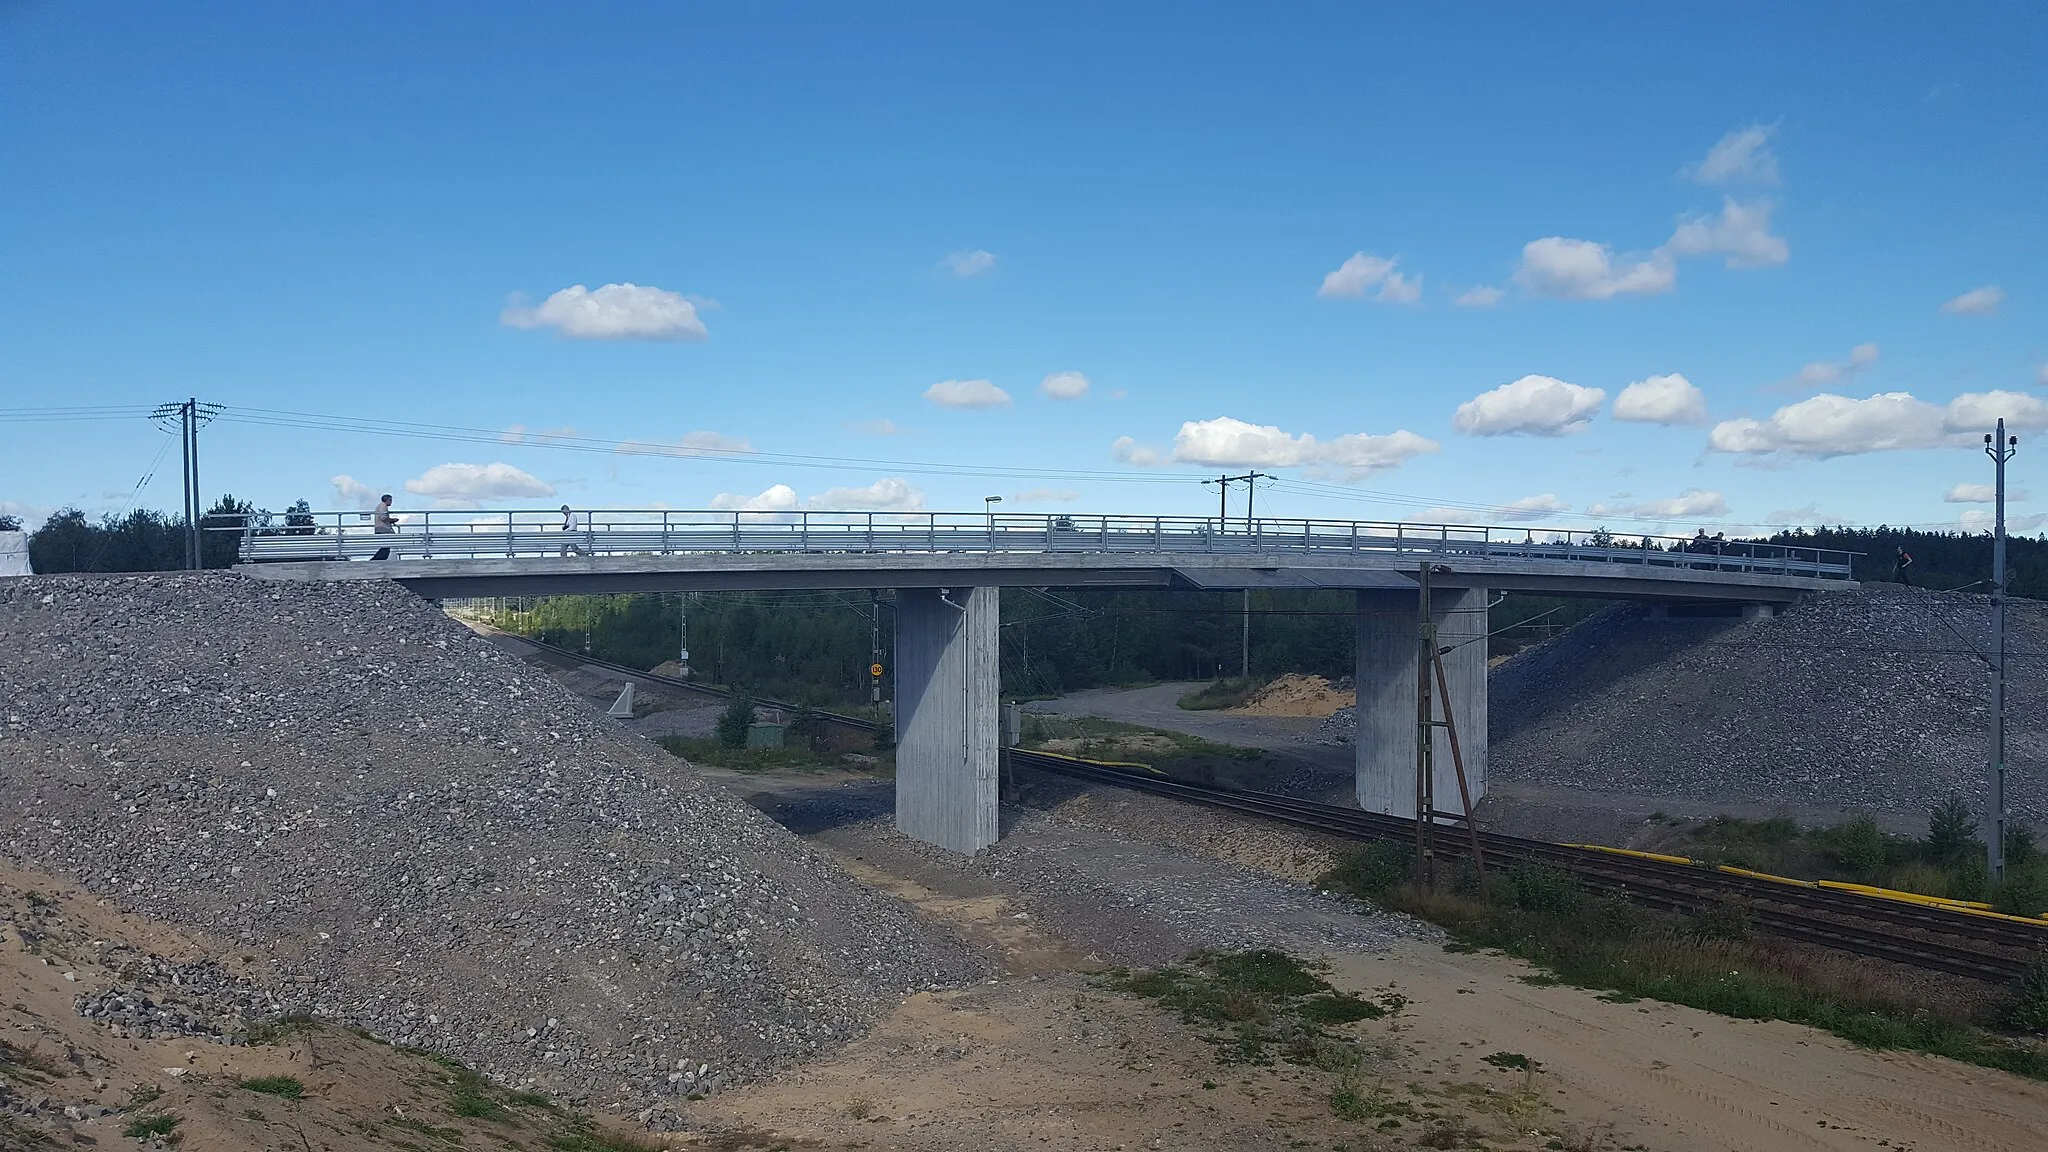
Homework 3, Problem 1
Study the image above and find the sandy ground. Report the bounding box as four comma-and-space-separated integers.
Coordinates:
0, 864, 647, 1151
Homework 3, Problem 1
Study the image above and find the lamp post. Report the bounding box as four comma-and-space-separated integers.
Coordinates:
1985, 421, 2019, 880
984, 495, 1002, 543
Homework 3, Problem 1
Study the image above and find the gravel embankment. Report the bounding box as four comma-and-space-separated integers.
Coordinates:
1488, 585, 2047, 822
0, 573, 992, 1110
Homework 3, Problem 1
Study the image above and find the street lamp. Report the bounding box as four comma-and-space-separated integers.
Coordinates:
984, 495, 1003, 541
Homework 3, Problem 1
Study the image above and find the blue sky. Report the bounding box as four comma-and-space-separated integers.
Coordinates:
3, 2, 2044, 536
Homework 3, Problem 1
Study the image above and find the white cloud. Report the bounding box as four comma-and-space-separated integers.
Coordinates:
1791, 342, 1879, 388
1612, 373, 1707, 425
1707, 389, 2048, 458
1588, 489, 1729, 519
849, 418, 903, 436
1040, 371, 1091, 400
709, 484, 798, 513
1169, 416, 1439, 476
1962, 510, 2048, 534
615, 431, 753, 457
1111, 436, 1163, 466
1014, 488, 1082, 503
330, 475, 380, 508
499, 424, 581, 445
1686, 124, 1780, 185
1665, 198, 1788, 269
500, 283, 708, 340
941, 249, 998, 278
924, 379, 1012, 410
1418, 495, 1571, 524
1941, 286, 2004, 316
1513, 237, 1675, 300
1454, 285, 1504, 308
403, 462, 555, 507
807, 478, 925, 512
1318, 252, 1422, 303
1453, 375, 1607, 436
1945, 483, 2001, 503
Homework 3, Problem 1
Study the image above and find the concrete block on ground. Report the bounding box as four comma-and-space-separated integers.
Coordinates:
893, 586, 1000, 853
1355, 586, 1489, 819
607, 682, 635, 717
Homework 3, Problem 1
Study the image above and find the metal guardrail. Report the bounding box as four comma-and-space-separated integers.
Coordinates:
213, 509, 1858, 579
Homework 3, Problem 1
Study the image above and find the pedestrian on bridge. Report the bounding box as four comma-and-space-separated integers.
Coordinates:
560, 504, 583, 556
371, 494, 397, 561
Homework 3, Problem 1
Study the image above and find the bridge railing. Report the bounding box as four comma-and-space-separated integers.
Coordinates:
213, 509, 1858, 579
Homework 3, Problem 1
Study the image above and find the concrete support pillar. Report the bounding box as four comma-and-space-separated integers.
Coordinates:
1355, 587, 1489, 818
893, 587, 1000, 853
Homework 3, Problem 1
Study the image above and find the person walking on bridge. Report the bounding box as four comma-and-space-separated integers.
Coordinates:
370, 494, 398, 561
559, 504, 583, 556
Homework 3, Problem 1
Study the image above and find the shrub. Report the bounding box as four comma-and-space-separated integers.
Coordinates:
714, 693, 755, 748
1816, 816, 1887, 880
1993, 865, 2048, 919
2005, 962, 2048, 1033
1925, 796, 1980, 866
238, 1075, 305, 1099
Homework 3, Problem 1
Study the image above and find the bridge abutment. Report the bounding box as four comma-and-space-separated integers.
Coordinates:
1355, 587, 1488, 818
892, 586, 1001, 853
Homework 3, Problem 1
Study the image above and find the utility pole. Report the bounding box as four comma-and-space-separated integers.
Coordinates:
149, 398, 222, 570
870, 590, 883, 703
677, 592, 691, 679
1202, 472, 1266, 679
1986, 419, 2019, 880
1414, 562, 1436, 886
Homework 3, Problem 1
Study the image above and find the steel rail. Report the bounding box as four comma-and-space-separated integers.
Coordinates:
491, 630, 2038, 981
1008, 751, 2046, 983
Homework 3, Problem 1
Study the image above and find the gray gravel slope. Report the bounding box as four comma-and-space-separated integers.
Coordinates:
0, 573, 992, 1110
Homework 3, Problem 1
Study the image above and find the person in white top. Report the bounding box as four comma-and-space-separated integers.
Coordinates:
371, 495, 398, 560
560, 505, 581, 556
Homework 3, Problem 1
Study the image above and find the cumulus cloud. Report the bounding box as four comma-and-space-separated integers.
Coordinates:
1708, 389, 2048, 458
403, 462, 555, 506
1665, 198, 1789, 269
1789, 342, 1880, 389
941, 249, 998, 277
924, 379, 1012, 410
1612, 373, 1708, 425
330, 474, 380, 508
1453, 375, 1607, 436
1014, 488, 1082, 503
499, 424, 581, 445
1941, 286, 2004, 316
1317, 252, 1422, 303
1454, 285, 1504, 308
1944, 483, 2011, 504
500, 283, 708, 340
709, 484, 799, 513
1513, 238, 1675, 300
1111, 436, 1164, 466
807, 478, 925, 512
1040, 371, 1091, 400
1417, 495, 1571, 524
1587, 489, 1729, 519
615, 431, 753, 457
1169, 416, 1439, 477
1685, 124, 1780, 184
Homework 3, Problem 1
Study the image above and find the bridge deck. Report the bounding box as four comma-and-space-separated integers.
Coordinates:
225, 510, 1855, 602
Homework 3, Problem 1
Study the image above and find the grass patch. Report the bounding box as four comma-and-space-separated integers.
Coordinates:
1647, 798, 2048, 917
655, 734, 857, 772
547, 1116, 672, 1151
1107, 949, 1396, 1077
123, 1113, 181, 1138
1018, 713, 1265, 768
0, 1040, 66, 1085
238, 1075, 305, 1100
1177, 677, 1262, 711
1322, 845, 2048, 1081
246, 1011, 318, 1045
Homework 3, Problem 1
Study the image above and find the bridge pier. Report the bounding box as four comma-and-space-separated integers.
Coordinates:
892, 586, 1001, 853
1355, 587, 1488, 818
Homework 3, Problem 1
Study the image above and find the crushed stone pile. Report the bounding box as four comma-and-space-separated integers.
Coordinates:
1490, 585, 2047, 822
1226, 673, 1355, 718
0, 573, 992, 1116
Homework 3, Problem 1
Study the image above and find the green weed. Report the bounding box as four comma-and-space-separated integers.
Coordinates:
123, 1113, 181, 1138
238, 1075, 305, 1100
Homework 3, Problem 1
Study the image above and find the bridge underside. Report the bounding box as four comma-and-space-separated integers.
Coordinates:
241, 554, 1846, 854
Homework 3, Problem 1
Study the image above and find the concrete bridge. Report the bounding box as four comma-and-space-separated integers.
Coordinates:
228, 509, 1857, 854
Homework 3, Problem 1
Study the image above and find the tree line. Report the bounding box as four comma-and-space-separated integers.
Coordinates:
17, 496, 314, 573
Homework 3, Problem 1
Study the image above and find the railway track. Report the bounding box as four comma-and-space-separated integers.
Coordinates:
489, 627, 2048, 984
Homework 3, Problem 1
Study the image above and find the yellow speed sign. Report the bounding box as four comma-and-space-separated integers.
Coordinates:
870, 663, 885, 678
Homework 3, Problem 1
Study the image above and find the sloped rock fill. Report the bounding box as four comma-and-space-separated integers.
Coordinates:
0, 573, 990, 1109
1489, 584, 2047, 823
